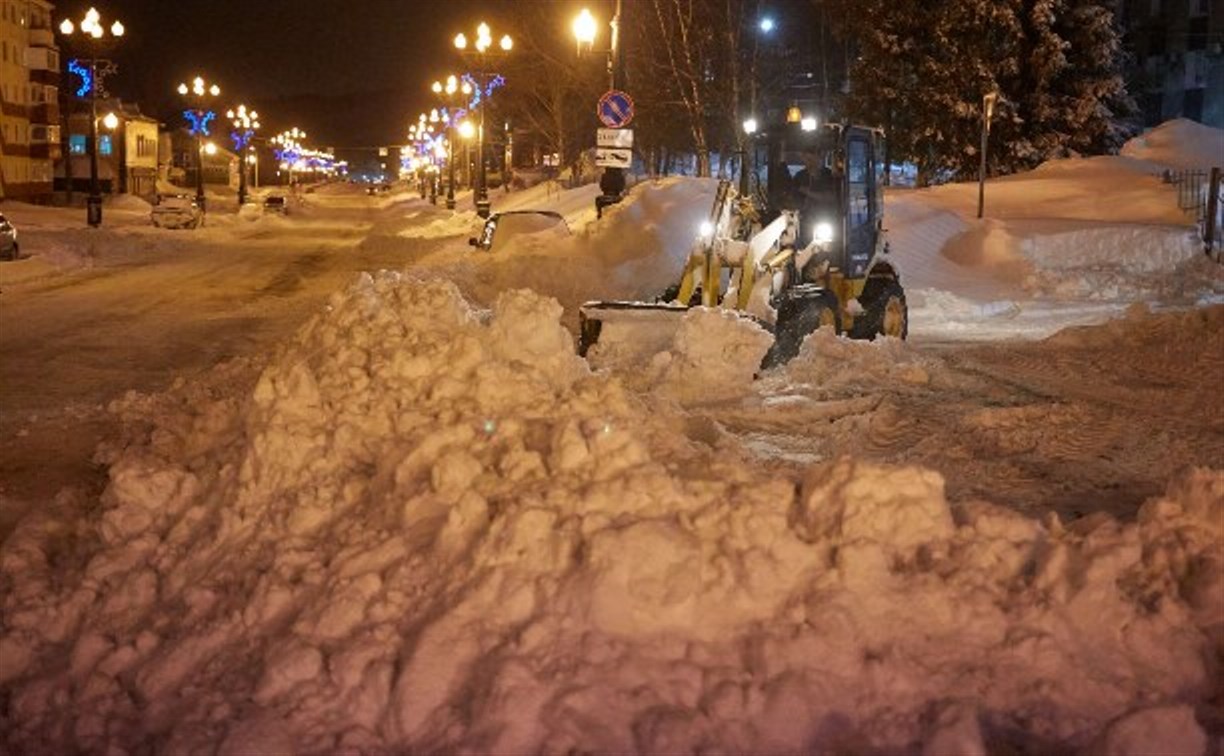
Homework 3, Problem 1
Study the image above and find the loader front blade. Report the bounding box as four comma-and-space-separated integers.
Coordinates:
577, 300, 691, 371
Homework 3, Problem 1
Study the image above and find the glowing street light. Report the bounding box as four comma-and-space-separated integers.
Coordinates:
102, 111, 119, 130
177, 74, 222, 211
573, 8, 597, 50
458, 120, 476, 140
59, 5, 124, 227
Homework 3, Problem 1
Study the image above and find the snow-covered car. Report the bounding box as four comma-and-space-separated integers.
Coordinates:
151, 194, 203, 229
263, 196, 289, 216
0, 213, 18, 260
468, 210, 570, 252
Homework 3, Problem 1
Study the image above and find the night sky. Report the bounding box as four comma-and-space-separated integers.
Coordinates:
57, 0, 503, 151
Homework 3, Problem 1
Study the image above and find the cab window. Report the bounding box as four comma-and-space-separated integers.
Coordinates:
847, 137, 870, 228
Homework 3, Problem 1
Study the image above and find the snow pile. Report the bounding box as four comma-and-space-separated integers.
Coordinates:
886, 120, 1221, 339
1, 276, 1220, 753
583, 304, 773, 399
1121, 119, 1224, 170
786, 328, 934, 390
106, 194, 153, 213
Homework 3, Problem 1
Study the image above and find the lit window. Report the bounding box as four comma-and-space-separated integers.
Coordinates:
99, 135, 113, 156
69, 134, 86, 155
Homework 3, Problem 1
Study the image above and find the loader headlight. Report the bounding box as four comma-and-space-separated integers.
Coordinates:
699, 220, 714, 238
814, 221, 834, 244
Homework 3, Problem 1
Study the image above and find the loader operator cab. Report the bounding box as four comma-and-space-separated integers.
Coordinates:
753, 122, 885, 280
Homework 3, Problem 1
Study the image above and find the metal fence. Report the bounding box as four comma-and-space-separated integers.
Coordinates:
1163, 167, 1222, 262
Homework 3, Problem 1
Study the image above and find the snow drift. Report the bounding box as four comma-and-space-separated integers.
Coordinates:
1121, 118, 1224, 171
1, 275, 1219, 753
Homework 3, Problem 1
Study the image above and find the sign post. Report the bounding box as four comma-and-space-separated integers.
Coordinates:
595, 90, 635, 217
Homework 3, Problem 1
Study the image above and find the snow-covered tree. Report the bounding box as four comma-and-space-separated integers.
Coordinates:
822, 0, 1135, 183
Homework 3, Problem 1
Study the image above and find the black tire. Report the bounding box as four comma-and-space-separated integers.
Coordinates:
849, 277, 907, 340
762, 288, 841, 368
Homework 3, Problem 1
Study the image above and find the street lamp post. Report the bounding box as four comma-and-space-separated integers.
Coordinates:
454, 23, 512, 219
270, 128, 305, 189
740, 118, 758, 197
177, 76, 221, 213
59, 7, 124, 228
227, 104, 260, 207
432, 75, 472, 211
574, 4, 627, 213
977, 91, 1000, 219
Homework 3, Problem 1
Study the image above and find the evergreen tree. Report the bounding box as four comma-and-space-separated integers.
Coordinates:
822, 0, 1134, 183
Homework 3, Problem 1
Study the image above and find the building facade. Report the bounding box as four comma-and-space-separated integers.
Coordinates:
56, 99, 159, 201
1122, 0, 1224, 128
166, 127, 238, 191
0, 0, 60, 202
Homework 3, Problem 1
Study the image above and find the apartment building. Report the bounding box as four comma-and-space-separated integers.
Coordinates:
0, 0, 59, 201
1123, 0, 1224, 127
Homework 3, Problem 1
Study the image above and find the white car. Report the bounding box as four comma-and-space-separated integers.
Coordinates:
0, 213, 18, 260
151, 194, 203, 229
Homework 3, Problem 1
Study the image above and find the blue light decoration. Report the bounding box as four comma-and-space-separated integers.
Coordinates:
461, 73, 505, 110
184, 109, 216, 137
272, 145, 299, 164
231, 129, 255, 152
68, 59, 92, 98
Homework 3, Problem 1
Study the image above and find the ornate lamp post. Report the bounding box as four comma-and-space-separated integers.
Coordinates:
432, 75, 472, 211
270, 128, 305, 187
59, 7, 124, 228
227, 104, 260, 206
177, 76, 221, 212
454, 23, 512, 218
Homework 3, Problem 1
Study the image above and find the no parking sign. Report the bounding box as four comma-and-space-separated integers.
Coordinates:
597, 90, 635, 128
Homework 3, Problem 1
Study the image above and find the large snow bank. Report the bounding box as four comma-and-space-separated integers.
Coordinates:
1, 276, 1219, 753
1122, 118, 1224, 170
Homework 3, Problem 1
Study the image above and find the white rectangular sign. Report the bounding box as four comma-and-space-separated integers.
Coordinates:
597, 128, 634, 149
595, 147, 633, 169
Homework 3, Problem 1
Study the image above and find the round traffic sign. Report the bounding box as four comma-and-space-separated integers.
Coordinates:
597, 90, 635, 128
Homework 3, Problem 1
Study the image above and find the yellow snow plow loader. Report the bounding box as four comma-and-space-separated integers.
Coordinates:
578, 122, 906, 369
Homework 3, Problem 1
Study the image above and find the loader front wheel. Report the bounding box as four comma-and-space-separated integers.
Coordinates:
850, 278, 908, 340
762, 290, 841, 369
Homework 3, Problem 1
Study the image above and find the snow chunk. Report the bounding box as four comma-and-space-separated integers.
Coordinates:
795, 457, 953, 560
1098, 705, 1207, 756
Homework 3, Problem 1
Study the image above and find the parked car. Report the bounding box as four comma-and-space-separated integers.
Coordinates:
151, 194, 203, 229
0, 213, 18, 260
468, 210, 570, 252
263, 195, 289, 215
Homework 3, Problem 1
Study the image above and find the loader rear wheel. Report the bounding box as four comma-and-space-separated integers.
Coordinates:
762, 290, 841, 369
849, 278, 907, 340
